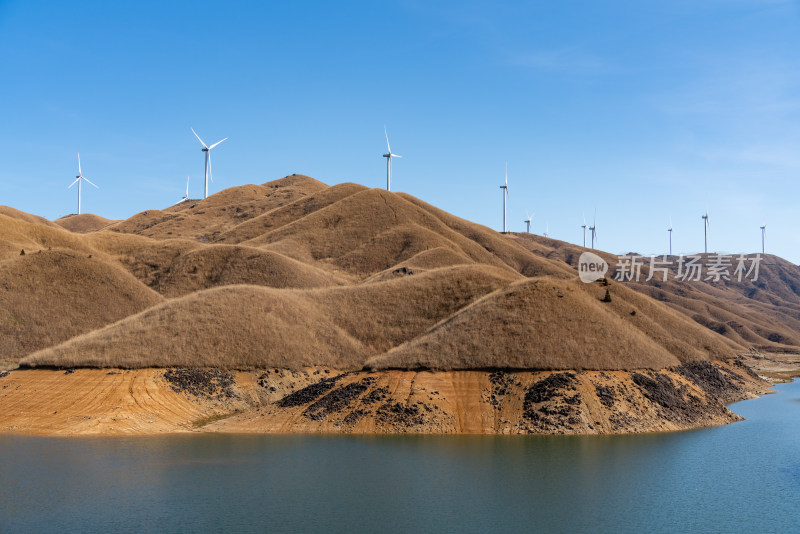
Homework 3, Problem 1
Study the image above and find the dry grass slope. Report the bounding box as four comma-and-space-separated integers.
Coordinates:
512, 233, 800, 352
1, 249, 163, 362
55, 213, 117, 233
367, 277, 739, 370
21, 264, 519, 369
7, 174, 799, 372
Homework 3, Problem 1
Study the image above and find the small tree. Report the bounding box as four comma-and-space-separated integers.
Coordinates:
19, 249, 25, 256
602, 289, 612, 302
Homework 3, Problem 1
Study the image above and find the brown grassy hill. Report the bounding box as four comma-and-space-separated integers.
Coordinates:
82, 232, 351, 296
511, 233, 800, 353
0, 214, 94, 260
8, 174, 798, 374
21, 264, 520, 369
55, 213, 116, 233
21, 285, 368, 369
366, 277, 740, 371
218, 186, 572, 280
0, 249, 163, 362
0, 206, 61, 228
141, 244, 349, 297
107, 174, 327, 240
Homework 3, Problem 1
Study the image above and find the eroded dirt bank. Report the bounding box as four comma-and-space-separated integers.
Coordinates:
0, 359, 774, 436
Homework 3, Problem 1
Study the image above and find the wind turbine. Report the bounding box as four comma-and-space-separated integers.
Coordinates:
543, 222, 549, 238
668, 217, 673, 256
67, 153, 98, 215
760, 224, 766, 254
382, 126, 402, 191
702, 208, 710, 254
191, 128, 228, 199
581, 214, 587, 247
176, 176, 190, 204
524, 211, 533, 233
589, 211, 597, 249
499, 163, 509, 232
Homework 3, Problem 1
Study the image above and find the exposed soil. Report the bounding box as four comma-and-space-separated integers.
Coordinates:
0, 361, 778, 436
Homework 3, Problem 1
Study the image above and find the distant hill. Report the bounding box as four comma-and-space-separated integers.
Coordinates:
511, 233, 800, 353
2, 175, 797, 371
55, 213, 117, 233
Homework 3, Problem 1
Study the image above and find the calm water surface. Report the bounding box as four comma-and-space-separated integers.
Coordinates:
2, 380, 800, 533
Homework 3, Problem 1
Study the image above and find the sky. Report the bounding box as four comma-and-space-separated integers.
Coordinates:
1, 0, 799, 262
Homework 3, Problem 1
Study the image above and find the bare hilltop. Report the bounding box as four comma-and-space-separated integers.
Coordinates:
1, 174, 798, 435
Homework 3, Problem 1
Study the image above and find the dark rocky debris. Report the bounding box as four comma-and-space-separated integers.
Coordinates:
304, 377, 376, 421
595, 384, 615, 407
376, 402, 427, 427
675, 361, 745, 403
277, 374, 346, 408
523, 373, 582, 432
164, 368, 237, 399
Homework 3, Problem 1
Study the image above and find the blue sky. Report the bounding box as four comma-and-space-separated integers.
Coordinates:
1, 0, 798, 262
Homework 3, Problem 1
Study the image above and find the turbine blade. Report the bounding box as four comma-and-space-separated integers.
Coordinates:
68, 177, 80, 188
83, 177, 99, 189
191, 128, 208, 149
393, 154, 402, 158
384, 125, 391, 153
208, 151, 213, 183
77, 153, 82, 176
208, 137, 228, 150
186, 176, 190, 196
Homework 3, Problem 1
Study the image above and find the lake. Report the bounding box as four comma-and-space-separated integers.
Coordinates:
2, 380, 799, 533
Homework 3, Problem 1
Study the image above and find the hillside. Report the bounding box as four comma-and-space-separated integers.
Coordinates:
3, 174, 798, 374
55, 213, 117, 233
511, 233, 800, 353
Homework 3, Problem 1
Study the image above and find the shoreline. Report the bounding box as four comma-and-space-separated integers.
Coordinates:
0, 357, 787, 438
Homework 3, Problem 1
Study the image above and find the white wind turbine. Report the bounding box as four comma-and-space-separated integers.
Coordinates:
67, 153, 98, 215
543, 222, 549, 238
191, 128, 228, 199
581, 214, 587, 247
176, 176, 190, 204
382, 126, 402, 191
760, 224, 766, 254
524, 211, 533, 233
589, 211, 598, 249
499, 163, 509, 233
702, 208, 710, 254
668, 217, 673, 256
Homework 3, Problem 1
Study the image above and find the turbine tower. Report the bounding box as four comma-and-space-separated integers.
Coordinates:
581, 214, 587, 247
760, 224, 766, 254
668, 217, 673, 256
191, 128, 228, 199
499, 163, 509, 232
524, 211, 533, 233
382, 126, 402, 191
589, 211, 597, 249
67, 153, 98, 215
543, 222, 549, 238
702, 209, 710, 254
176, 176, 190, 204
